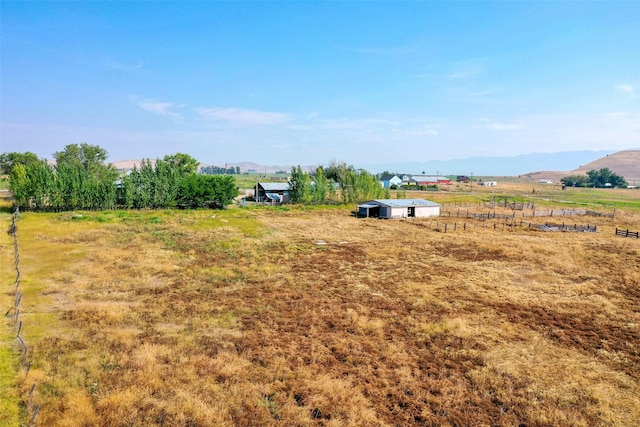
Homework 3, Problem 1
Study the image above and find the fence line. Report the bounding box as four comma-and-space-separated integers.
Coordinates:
441, 203, 614, 219
5, 206, 41, 425
527, 222, 597, 232
615, 228, 640, 238
404, 217, 598, 233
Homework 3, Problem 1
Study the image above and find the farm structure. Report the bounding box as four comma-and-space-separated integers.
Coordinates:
400, 174, 452, 186
378, 174, 403, 189
358, 198, 440, 219
409, 175, 452, 185
254, 182, 290, 204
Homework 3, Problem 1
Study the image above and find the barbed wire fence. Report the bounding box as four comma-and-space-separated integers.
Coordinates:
6, 205, 41, 426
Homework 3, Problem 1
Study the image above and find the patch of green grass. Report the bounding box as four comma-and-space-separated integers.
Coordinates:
207, 311, 240, 329
19, 313, 59, 342
0, 342, 20, 427
150, 230, 178, 248
190, 209, 265, 237
0, 176, 9, 191
531, 188, 640, 210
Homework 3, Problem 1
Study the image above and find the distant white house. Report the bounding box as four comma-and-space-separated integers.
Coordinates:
357, 199, 440, 219
538, 179, 553, 184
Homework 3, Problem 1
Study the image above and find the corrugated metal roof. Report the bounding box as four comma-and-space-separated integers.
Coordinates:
364, 199, 440, 208
258, 182, 290, 191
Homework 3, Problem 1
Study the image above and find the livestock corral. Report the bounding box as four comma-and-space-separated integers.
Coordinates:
1, 185, 640, 426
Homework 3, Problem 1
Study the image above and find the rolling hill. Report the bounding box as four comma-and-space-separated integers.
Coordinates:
527, 150, 640, 185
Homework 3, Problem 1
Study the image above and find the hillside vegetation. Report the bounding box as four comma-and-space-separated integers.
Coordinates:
528, 150, 640, 184
2, 184, 640, 426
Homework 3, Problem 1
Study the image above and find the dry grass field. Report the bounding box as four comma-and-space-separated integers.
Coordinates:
2, 184, 640, 426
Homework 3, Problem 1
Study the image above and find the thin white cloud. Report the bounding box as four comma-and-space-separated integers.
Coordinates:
194, 107, 289, 125
615, 84, 635, 93
134, 98, 184, 123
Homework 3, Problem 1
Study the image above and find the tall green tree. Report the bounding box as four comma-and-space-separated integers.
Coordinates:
52, 144, 118, 209
56, 161, 84, 209
136, 159, 156, 209
117, 172, 136, 209
560, 175, 590, 187
312, 166, 330, 204
563, 168, 627, 188
163, 153, 199, 177
53, 143, 116, 180
152, 159, 180, 208
586, 168, 627, 188
329, 165, 388, 204
0, 152, 40, 175
9, 163, 30, 207
289, 165, 312, 204
10, 160, 56, 210
177, 174, 238, 208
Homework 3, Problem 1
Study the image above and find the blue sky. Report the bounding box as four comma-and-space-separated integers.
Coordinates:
1, 1, 639, 168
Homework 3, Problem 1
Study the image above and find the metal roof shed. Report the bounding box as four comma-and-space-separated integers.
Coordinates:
255, 182, 290, 203
357, 199, 440, 219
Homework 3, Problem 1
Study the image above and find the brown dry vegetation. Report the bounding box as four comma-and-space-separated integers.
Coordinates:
2, 188, 640, 426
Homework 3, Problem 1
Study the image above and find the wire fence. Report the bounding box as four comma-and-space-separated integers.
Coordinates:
402, 216, 598, 234
440, 203, 615, 219
5, 206, 41, 425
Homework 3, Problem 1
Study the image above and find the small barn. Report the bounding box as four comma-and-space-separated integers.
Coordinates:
254, 182, 290, 204
408, 175, 452, 186
357, 199, 440, 219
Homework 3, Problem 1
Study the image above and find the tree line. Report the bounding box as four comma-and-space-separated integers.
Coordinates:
288, 161, 389, 204
4, 144, 238, 211
200, 165, 241, 175
561, 168, 628, 188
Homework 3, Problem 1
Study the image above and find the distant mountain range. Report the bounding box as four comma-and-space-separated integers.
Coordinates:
111, 149, 640, 183
359, 150, 621, 177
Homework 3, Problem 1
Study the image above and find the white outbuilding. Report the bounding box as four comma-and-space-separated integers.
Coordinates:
357, 199, 440, 219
